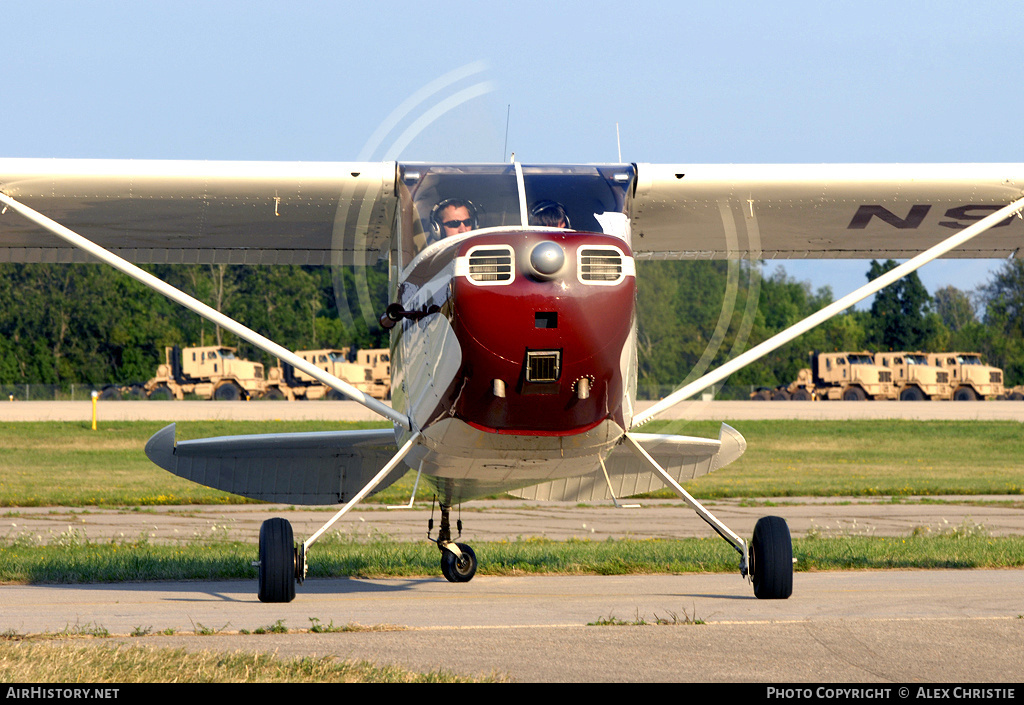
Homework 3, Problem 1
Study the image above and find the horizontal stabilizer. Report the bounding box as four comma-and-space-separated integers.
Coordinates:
510, 424, 746, 502
145, 424, 403, 505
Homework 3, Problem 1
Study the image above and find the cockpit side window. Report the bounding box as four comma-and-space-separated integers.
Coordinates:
397, 164, 520, 267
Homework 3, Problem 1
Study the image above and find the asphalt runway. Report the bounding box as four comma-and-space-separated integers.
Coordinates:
3, 571, 1022, 682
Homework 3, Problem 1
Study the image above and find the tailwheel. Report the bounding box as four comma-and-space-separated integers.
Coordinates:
750, 516, 793, 600
440, 543, 477, 583
258, 517, 297, 603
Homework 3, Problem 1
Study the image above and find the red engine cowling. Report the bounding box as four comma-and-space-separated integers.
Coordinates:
449, 230, 636, 435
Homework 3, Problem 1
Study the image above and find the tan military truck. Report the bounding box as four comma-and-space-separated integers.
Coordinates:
873, 351, 952, 401
145, 346, 265, 400
264, 348, 390, 401
355, 348, 391, 398
786, 351, 897, 401
927, 352, 1005, 400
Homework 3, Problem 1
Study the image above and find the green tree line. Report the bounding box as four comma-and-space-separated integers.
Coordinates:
635, 258, 1024, 396
0, 258, 1022, 392
0, 262, 389, 385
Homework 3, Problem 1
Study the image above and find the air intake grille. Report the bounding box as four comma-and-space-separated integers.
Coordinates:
467, 247, 513, 282
991, 371, 1002, 384
526, 351, 561, 382
936, 371, 949, 384
879, 371, 892, 383
579, 248, 623, 282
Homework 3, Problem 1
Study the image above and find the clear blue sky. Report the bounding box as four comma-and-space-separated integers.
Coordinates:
5, 0, 1023, 306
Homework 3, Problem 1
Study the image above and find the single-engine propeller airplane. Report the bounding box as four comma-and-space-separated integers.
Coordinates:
1, 158, 1022, 602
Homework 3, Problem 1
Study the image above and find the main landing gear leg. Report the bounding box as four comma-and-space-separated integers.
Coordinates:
430, 502, 477, 583
256, 433, 422, 603
621, 433, 792, 599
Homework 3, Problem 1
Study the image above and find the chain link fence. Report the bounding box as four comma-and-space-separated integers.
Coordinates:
2, 383, 760, 402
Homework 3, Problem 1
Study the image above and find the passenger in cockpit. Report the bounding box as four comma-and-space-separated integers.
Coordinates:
529, 200, 570, 229
429, 198, 478, 241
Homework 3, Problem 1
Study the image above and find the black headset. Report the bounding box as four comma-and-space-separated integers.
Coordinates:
429, 198, 479, 242
529, 200, 571, 229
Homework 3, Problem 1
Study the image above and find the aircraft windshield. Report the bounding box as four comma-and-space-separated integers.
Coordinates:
397, 163, 634, 265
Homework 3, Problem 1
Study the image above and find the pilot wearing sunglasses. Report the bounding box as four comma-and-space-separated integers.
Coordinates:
430, 198, 478, 240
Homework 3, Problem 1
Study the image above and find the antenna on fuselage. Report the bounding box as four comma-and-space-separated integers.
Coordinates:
503, 104, 511, 162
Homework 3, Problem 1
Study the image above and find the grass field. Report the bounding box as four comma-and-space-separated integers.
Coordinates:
0, 642, 492, 683
0, 419, 1020, 506
0, 418, 1021, 583
2, 530, 1022, 584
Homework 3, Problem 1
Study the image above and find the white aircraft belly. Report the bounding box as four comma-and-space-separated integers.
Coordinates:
406, 417, 624, 501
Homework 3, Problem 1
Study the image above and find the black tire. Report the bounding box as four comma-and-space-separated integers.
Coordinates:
751, 390, 771, 401
952, 387, 977, 401
98, 386, 121, 400
214, 383, 242, 401
772, 390, 791, 401
791, 388, 813, 401
258, 518, 296, 603
842, 386, 866, 401
148, 386, 173, 400
1010, 391, 1024, 401
263, 387, 286, 400
440, 543, 477, 583
899, 387, 925, 401
751, 516, 793, 600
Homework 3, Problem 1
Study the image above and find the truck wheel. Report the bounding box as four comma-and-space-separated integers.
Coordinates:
772, 389, 791, 401
214, 383, 242, 401
263, 387, 286, 400
899, 387, 925, 401
148, 386, 173, 400
98, 385, 122, 400
842, 387, 866, 401
952, 387, 977, 401
1010, 391, 1024, 401
791, 388, 813, 401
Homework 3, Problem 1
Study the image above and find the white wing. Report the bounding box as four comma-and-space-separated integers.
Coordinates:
3, 159, 1021, 263
0, 158, 394, 265
631, 163, 1024, 259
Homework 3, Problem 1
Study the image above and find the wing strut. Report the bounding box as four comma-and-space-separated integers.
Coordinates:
0, 192, 412, 431
631, 194, 1024, 427
303, 432, 422, 551
621, 433, 747, 566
